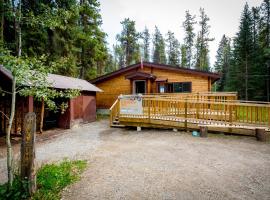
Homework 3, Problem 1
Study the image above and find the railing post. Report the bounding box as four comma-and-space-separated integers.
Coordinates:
185, 99, 187, 131
229, 104, 232, 133
268, 107, 270, 127
148, 99, 151, 123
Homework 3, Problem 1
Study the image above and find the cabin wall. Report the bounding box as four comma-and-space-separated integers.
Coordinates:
94, 66, 210, 109
95, 70, 136, 109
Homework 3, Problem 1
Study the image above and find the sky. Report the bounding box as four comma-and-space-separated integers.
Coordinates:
99, 0, 262, 67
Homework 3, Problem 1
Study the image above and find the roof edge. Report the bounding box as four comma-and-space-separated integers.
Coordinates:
90, 62, 220, 84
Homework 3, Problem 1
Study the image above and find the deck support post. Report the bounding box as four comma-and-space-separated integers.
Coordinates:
184, 100, 187, 132
255, 128, 267, 142
200, 126, 208, 137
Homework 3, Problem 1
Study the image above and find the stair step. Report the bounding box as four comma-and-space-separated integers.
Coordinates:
111, 124, 125, 128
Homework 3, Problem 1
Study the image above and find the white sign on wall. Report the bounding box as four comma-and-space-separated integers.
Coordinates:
119, 95, 143, 115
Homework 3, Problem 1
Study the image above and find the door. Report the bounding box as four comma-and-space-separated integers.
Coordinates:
134, 80, 146, 94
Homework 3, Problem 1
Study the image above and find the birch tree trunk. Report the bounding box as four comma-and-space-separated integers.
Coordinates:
40, 98, 44, 133
6, 76, 16, 188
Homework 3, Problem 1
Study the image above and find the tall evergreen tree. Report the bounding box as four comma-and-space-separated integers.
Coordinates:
116, 18, 140, 66
214, 35, 231, 91
182, 10, 196, 68
195, 8, 214, 71
259, 0, 270, 101
113, 44, 125, 68
166, 31, 180, 66
1, 0, 109, 79
142, 26, 150, 61
226, 3, 253, 100
181, 45, 187, 67
152, 26, 166, 64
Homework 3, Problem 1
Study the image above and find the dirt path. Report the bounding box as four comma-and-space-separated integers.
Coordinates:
1, 120, 270, 199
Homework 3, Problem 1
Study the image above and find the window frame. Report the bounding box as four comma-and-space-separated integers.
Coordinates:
165, 82, 192, 93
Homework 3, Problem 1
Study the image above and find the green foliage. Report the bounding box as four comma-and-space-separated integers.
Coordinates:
141, 27, 151, 62
195, 8, 214, 71
1, 0, 108, 80
116, 18, 140, 66
181, 45, 188, 67
214, 35, 231, 91
33, 160, 87, 200
0, 175, 30, 200
166, 31, 180, 66
152, 26, 166, 64
0, 48, 80, 111
0, 160, 87, 200
182, 10, 196, 68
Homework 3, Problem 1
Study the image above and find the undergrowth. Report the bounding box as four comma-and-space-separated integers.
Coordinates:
0, 160, 87, 200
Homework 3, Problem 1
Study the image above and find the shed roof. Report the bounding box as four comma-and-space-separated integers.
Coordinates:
47, 74, 101, 92
90, 62, 221, 84
0, 65, 101, 92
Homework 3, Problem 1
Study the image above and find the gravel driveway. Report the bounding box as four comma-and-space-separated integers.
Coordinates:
1, 119, 270, 200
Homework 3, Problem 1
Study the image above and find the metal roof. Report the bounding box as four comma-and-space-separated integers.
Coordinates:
47, 74, 102, 92
0, 66, 101, 92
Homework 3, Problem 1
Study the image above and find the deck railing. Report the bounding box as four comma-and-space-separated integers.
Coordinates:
143, 92, 238, 102
109, 98, 120, 126
110, 93, 270, 132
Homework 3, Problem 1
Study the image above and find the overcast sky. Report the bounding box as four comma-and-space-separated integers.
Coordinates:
100, 0, 262, 67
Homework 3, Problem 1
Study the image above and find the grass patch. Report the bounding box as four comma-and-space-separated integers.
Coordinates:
97, 114, 109, 120
0, 160, 87, 200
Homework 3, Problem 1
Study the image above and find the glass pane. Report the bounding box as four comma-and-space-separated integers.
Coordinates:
173, 83, 182, 93
183, 82, 191, 92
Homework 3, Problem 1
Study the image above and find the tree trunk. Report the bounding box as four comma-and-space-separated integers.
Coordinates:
39, 98, 44, 133
0, 0, 4, 43
17, 0, 21, 57
245, 53, 248, 101
6, 76, 16, 189
79, 0, 86, 79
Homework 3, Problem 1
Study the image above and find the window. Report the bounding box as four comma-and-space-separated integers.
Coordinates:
165, 82, 191, 93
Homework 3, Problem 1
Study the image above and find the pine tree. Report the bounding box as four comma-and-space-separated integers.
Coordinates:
181, 45, 188, 67
182, 10, 196, 68
195, 8, 214, 71
142, 26, 150, 61
259, 0, 270, 101
214, 35, 231, 91
152, 26, 166, 64
166, 31, 180, 66
116, 18, 140, 66
226, 3, 253, 100
113, 44, 125, 68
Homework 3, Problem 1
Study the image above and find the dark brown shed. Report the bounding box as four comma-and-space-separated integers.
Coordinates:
0, 66, 102, 135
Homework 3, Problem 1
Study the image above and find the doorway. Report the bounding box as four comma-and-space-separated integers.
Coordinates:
134, 80, 146, 94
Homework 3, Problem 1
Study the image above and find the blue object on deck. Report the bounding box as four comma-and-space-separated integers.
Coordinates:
192, 131, 200, 137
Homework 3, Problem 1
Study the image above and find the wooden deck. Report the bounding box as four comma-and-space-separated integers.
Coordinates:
110, 93, 270, 136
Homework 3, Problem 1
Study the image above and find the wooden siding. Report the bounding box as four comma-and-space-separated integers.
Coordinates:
95, 66, 210, 109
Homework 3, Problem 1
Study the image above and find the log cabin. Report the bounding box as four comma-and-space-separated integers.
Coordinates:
90, 62, 220, 110
0, 66, 101, 135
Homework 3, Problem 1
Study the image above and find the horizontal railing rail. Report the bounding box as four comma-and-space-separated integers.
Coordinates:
118, 96, 270, 130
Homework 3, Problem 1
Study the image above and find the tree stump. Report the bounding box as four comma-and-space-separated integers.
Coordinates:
21, 112, 36, 195
255, 128, 267, 142
200, 126, 208, 138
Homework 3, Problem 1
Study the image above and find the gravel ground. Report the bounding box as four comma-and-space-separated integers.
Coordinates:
1, 119, 270, 200
0, 120, 106, 184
